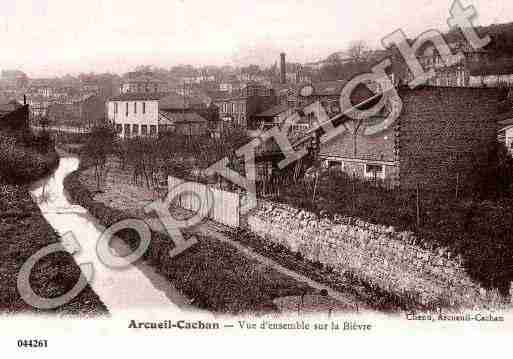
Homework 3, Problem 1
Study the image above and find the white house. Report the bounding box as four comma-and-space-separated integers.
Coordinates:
107, 93, 165, 138
107, 92, 206, 138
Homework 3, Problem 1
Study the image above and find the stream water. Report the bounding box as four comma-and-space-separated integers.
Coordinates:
29, 155, 194, 318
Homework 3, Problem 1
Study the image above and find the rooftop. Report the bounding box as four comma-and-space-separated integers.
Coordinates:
469, 58, 513, 76
497, 110, 513, 125
255, 104, 291, 118
159, 111, 207, 124
109, 92, 170, 101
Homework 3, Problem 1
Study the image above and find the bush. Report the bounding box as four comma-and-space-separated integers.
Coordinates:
0, 133, 59, 184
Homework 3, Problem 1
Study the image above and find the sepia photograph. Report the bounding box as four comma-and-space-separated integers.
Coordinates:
1, 0, 513, 356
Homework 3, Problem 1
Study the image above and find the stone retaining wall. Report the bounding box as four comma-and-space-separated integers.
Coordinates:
247, 200, 491, 308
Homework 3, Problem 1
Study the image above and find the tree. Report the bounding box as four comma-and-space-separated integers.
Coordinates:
83, 124, 116, 191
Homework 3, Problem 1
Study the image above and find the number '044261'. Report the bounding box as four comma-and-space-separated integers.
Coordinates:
17, 339, 48, 348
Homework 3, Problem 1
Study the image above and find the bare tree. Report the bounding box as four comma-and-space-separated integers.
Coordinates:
83, 124, 116, 192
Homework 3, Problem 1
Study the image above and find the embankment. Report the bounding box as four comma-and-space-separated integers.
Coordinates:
0, 134, 107, 315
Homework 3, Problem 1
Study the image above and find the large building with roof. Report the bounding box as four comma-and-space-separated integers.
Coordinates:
213, 83, 277, 129
107, 92, 207, 138
319, 86, 506, 190
121, 72, 168, 94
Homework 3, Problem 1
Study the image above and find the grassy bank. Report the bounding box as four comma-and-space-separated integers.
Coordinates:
64, 164, 315, 314
0, 132, 60, 184
0, 183, 107, 315
0, 132, 107, 315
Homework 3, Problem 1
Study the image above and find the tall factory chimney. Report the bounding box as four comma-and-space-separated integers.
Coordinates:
280, 53, 286, 84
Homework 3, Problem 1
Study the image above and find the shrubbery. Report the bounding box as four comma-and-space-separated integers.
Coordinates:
0, 132, 59, 184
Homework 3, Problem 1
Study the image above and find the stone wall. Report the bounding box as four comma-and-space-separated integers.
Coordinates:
247, 200, 490, 308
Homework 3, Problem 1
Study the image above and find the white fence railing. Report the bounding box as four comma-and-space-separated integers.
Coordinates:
168, 176, 240, 228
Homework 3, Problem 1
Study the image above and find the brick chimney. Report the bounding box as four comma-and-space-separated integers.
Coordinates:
280, 53, 286, 84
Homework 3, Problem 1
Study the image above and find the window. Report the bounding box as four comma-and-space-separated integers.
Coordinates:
125, 102, 129, 116
141, 125, 148, 136
327, 161, 343, 171
133, 124, 139, 136
115, 124, 122, 133
364, 164, 385, 180
143, 102, 146, 114
150, 125, 157, 136
114, 102, 118, 114
134, 102, 137, 114
124, 124, 131, 137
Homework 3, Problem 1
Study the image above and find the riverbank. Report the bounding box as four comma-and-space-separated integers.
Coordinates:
0, 136, 107, 315
64, 154, 333, 314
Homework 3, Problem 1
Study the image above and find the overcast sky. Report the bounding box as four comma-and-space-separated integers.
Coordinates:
1, 0, 512, 77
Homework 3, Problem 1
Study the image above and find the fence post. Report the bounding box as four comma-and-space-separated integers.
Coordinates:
312, 170, 319, 203
416, 183, 421, 229
455, 172, 460, 200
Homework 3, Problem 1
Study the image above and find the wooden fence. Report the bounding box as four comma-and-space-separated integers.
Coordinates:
168, 175, 240, 228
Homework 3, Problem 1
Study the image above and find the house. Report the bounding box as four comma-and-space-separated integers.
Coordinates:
251, 103, 295, 130
394, 30, 513, 88
213, 83, 277, 129
108, 92, 166, 138
81, 95, 107, 128
107, 92, 207, 138
274, 80, 348, 112
468, 59, 513, 87
121, 72, 168, 94
319, 86, 505, 190
26, 95, 52, 118
158, 112, 208, 136
0, 70, 28, 89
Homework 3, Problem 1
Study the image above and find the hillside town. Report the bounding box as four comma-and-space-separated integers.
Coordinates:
3, 11, 513, 326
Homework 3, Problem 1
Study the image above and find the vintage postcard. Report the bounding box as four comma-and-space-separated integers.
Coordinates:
1, 0, 512, 357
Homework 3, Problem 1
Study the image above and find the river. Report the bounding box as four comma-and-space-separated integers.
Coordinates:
29, 154, 195, 318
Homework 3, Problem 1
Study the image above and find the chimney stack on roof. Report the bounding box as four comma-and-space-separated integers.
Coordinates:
280, 53, 286, 84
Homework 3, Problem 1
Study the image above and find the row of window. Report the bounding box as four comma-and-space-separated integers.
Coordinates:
125, 84, 160, 93
325, 160, 386, 180
113, 102, 148, 115
219, 102, 246, 114
116, 123, 157, 136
